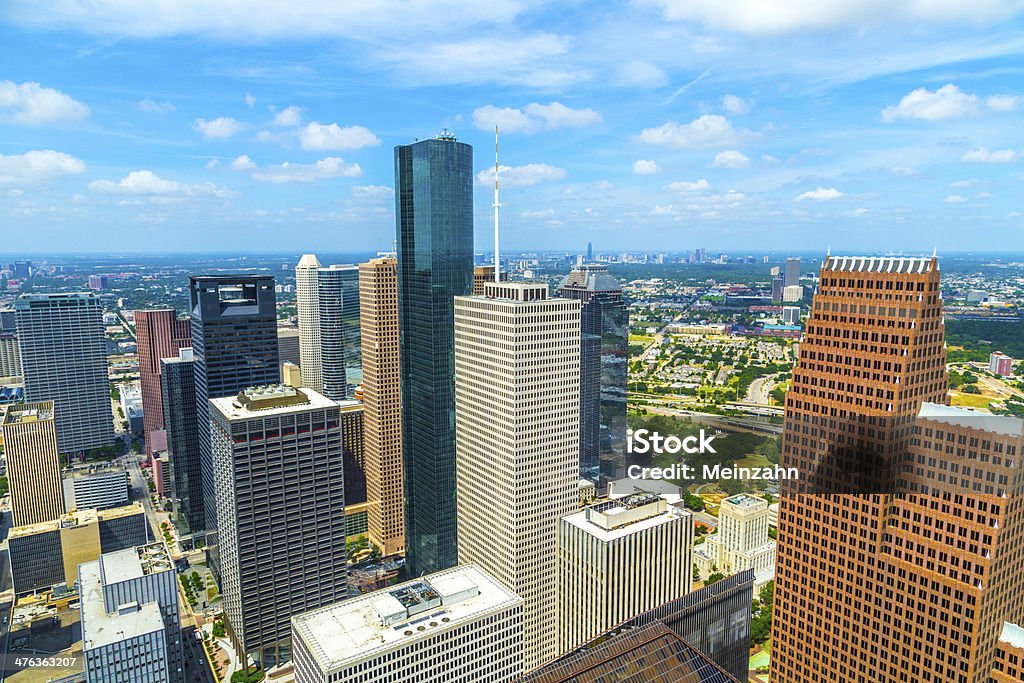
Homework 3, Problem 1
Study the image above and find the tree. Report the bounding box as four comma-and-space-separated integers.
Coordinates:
705, 572, 725, 586
683, 494, 705, 512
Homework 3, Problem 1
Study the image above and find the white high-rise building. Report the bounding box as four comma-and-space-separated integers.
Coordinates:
558, 492, 694, 652
453, 281, 581, 670
296, 253, 323, 392
694, 493, 776, 590
291, 564, 523, 683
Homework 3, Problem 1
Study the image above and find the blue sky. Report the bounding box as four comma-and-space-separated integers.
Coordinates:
1, 1, 1023, 254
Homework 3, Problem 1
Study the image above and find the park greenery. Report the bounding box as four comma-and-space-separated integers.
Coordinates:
751, 581, 774, 646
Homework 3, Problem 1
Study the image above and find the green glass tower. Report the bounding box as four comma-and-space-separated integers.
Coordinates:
395, 132, 474, 577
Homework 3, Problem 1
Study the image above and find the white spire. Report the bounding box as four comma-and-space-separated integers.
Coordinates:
494, 126, 501, 283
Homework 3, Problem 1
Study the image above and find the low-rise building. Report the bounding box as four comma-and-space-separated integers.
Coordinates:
694, 493, 775, 590
64, 463, 129, 511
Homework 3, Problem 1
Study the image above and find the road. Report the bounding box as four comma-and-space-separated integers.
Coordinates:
182, 626, 216, 683
125, 456, 168, 547
635, 401, 784, 436
745, 376, 773, 404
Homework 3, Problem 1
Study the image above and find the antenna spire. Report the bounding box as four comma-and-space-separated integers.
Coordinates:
494, 125, 501, 284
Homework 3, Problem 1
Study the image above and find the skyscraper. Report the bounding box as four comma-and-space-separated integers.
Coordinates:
783, 256, 801, 288
771, 255, 1024, 682
454, 281, 580, 669
556, 264, 628, 489
160, 348, 202, 536
2, 401, 65, 526
359, 255, 405, 557
558, 493, 693, 652
317, 264, 361, 400
295, 254, 323, 392
15, 292, 113, 454
587, 241, 593, 261
395, 132, 474, 576
189, 275, 279, 535
276, 327, 301, 367
0, 330, 21, 377
135, 309, 191, 455
210, 385, 347, 669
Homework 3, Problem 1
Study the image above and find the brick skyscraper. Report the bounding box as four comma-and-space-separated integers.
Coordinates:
135, 309, 190, 455
772, 255, 1024, 683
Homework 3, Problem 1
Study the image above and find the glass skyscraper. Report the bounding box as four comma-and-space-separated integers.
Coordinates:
318, 264, 361, 401
556, 265, 628, 491
161, 348, 202, 537
395, 132, 474, 577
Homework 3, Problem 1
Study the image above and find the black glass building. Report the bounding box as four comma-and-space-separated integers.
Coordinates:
189, 276, 280, 539
395, 132, 474, 577
556, 264, 628, 491
318, 265, 361, 401
161, 348, 203, 536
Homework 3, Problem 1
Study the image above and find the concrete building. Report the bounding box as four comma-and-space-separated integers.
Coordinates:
160, 348, 202, 536
210, 385, 347, 668
781, 284, 803, 303
339, 400, 366, 507
317, 264, 361, 401
992, 622, 1024, 682
296, 254, 323, 392
770, 275, 784, 304
87, 274, 109, 291
281, 361, 301, 388
694, 493, 775, 590
396, 133, 474, 577
291, 564, 524, 683
135, 310, 191, 455
9, 503, 147, 596
783, 256, 800, 288
80, 542, 182, 683
781, 306, 800, 325
558, 492, 693, 651
358, 255, 404, 556
15, 292, 113, 454
64, 463, 129, 511
119, 383, 144, 435
454, 281, 581, 669
0, 331, 21, 378
277, 327, 301, 367
991, 351, 1015, 377
2, 401, 65, 526
472, 264, 507, 295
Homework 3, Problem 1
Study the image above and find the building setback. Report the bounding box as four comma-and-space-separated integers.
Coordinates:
558, 493, 693, 652
160, 348, 202, 536
134, 310, 191, 455
15, 293, 113, 454
210, 385, 347, 669
454, 282, 580, 669
395, 132, 474, 577
358, 255, 405, 556
291, 564, 524, 683
2, 401, 65, 526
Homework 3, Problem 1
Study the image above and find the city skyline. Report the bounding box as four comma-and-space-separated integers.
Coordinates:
3, 4, 1024, 253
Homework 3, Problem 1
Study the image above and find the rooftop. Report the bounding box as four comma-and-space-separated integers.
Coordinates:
722, 494, 767, 510
80, 560, 165, 651
918, 403, 1023, 437
1000, 622, 1024, 651
822, 255, 936, 274
566, 494, 690, 541
297, 253, 322, 268
11, 508, 98, 538
482, 281, 549, 302
211, 385, 336, 420
99, 542, 173, 586
2, 400, 54, 425
557, 264, 623, 293
291, 564, 522, 674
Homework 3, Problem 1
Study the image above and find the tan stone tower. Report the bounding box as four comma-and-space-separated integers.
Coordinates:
3, 401, 65, 526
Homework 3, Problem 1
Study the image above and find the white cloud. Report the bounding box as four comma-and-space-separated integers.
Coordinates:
89, 170, 234, 197
890, 166, 918, 176
844, 208, 870, 217
245, 93, 256, 108
251, 157, 362, 183
137, 98, 175, 113
632, 159, 660, 175
712, 150, 750, 169
0, 150, 86, 184
950, 179, 978, 187
299, 122, 380, 151
0, 81, 89, 124
194, 117, 246, 138
351, 185, 394, 200
231, 155, 257, 171
975, 191, 992, 198
272, 106, 302, 127
616, 61, 669, 88
642, 0, 1022, 35
472, 102, 601, 134
795, 186, 844, 201
961, 147, 1021, 163
665, 179, 711, 192
650, 205, 677, 215
637, 115, 748, 149
521, 209, 555, 218
987, 95, 1022, 111
721, 94, 750, 115
761, 155, 780, 165
882, 84, 979, 122
945, 194, 968, 203
477, 163, 566, 187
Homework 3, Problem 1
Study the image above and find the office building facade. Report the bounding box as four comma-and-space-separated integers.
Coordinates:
64, 464, 129, 511
135, 310, 191, 455
395, 133, 474, 576
277, 327, 300, 367
358, 255, 405, 556
210, 385, 347, 668
993, 623, 1024, 682
693, 493, 775, 590
0, 331, 21, 377
2, 401, 65, 526
556, 264, 628, 489
160, 348, 203, 535
454, 282, 580, 669
189, 275, 279, 534
296, 253, 323, 392
558, 493, 693, 652
318, 264, 361, 400
291, 564, 524, 683
783, 256, 801, 288
15, 293, 113, 454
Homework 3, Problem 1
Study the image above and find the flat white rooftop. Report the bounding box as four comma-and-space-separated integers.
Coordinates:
100, 542, 172, 585
1000, 622, 1024, 650
919, 403, 1023, 437
292, 564, 522, 674
210, 385, 337, 420
563, 498, 691, 542
80, 560, 165, 650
